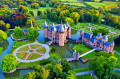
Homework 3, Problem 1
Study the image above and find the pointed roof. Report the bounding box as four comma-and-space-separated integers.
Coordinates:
111, 41, 114, 44
66, 21, 69, 27
103, 35, 107, 40
64, 24, 67, 29
104, 42, 110, 46
52, 27, 56, 31
97, 39, 103, 43
97, 33, 101, 37
84, 32, 91, 38
43, 20, 48, 28
31, 20, 33, 28
59, 24, 64, 32
80, 29, 84, 32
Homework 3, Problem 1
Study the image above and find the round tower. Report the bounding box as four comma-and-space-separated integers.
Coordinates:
109, 41, 115, 52
59, 24, 65, 46
66, 22, 71, 38
43, 21, 48, 38
52, 23, 57, 43
80, 29, 84, 37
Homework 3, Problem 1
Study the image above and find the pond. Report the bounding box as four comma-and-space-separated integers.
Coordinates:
0, 29, 89, 78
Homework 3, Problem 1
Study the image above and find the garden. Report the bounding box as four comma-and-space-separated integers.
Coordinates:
72, 23, 120, 37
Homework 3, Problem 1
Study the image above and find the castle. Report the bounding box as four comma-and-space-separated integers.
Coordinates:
80, 29, 114, 53
43, 21, 71, 46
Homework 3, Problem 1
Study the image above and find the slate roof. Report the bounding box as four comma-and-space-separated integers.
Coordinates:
97, 33, 101, 37
59, 24, 65, 32
103, 36, 107, 40
80, 29, 83, 32
51, 27, 56, 31
104, 42, 110, 46
84, 32, 90, 38
43, 21, 48, 28
89, 36, 96, 42
23, 29, 28, 32
111, 41, 114, 44
97, 39, 103, 43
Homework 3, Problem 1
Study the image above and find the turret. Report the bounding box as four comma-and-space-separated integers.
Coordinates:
31, 20, 33, 28
109, 41, 115, 52
59, 24, 65, 46
96, 33, 102, 40
102, 35, 108, 42
66, 22, 71, 38
52, 23, 57, 43
43, 21, 48, 38
80, 29, 84, 37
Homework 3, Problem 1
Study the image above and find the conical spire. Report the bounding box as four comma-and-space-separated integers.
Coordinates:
44, 20, 47, 26
31, 20, 33, 28
59, 24, 64, 32
66, 21, 69, 26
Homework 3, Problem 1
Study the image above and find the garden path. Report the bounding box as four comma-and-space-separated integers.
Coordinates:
13, 40, 50, 62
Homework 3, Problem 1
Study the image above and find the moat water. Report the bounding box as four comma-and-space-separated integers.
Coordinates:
0, 29, 88, 78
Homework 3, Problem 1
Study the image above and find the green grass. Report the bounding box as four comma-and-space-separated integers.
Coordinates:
12, 34, 28, 39
76, 74, 95, 79
31, 45, 42, 49
63, 2, 85, 7
72, 43, 93, 55
17, 53, 26, 59
61, 0, 77, 1
18, 46, 28, 52
73, 67, 91, 73
37, 47, 46, 53
27, 4, 53, 16
114, 45, 120, 53
85, 2, 118, 8
81, 51, 98, 59
28, 54, 41, 60
11, 41, 35, 54
72, 23, 120, 38
0, 47, 3, 56
114, 53, 120, 68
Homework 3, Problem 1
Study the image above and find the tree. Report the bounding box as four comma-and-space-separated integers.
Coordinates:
89, 51, 118, 78
61, 59, 73, 73
66, 70, 76, 79
29, 11, 34, 16
26, 18, 37, 27
65, 17, 74, 26
1, 54, 18, 73
14, 26, 23, 38
53, 64, 63, 78
37, 10, 42, 16
31, 3, 39, 9
0, 20, 10, 31
18, 5, 28, 13
70, 12, 80, 23
24, 71, 36, 79
27, 27, 39, 39
41, 68, 50, 79
0, 30, 8, 42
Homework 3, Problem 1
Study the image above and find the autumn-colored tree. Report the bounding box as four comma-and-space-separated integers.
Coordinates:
70, 12, 80, 23
18, 5, 28, 13
26, 17, 37, 27
41, 68, 50, 79
0, 30, 8, 42
31, 3, 39, 9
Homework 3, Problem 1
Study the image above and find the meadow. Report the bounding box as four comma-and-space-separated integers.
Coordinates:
60, 0, 78, 1
63, 2, 85, 7
85, 2, 118, 8
27, 4, 53, 16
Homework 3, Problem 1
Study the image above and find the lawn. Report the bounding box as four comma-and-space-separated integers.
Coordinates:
0, 47, 3, 56
17, 53, 26, 59
72, 43, 93, 55
37, 47, 46, 53
31, 45, 42, 49
27, 4, 53, 16
72, 23, 120, 38
28, 54, 41, 60
18, 46, 28, 52
81, 51, 98, 59
114, 45, 120, 53
76, 74, 95, 79
61, 0, 77, 1
63, 2, 85, 7
73, 67, 91, 73
114, 53, 120, 68
11, 41, 35, 54
12, 34, 28, 39
85, 2, 118, 8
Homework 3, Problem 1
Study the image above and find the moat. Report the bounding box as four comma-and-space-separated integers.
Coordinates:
0, 29, 89, 79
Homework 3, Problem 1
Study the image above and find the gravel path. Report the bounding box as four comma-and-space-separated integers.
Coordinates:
13, 40, 50, 62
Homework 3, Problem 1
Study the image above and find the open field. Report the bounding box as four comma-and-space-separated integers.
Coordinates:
77, 74, 95, 79
72, 23, 120, 38
85, 2, 118, 8
63, 2, 85, 7
28, 4, 53, 16
0, 47, 3, 56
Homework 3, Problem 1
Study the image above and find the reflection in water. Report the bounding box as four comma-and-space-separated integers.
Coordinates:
38, 29, 89, 69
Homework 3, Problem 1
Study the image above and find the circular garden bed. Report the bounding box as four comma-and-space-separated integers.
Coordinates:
16, 45, 46, 60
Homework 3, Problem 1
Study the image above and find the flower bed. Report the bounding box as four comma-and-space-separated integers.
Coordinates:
28, 54, 32, 59
23, 53, 28, 59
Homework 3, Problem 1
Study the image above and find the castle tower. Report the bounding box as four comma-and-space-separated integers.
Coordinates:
102, 35, 108, 42
31, 20, 33, 28
52, 23, 57, 43
59, 24, 65, 46
73, 50, 76, 59
109, 41, 115, 52
66, 22, 71, 38
80, 29, 84, 37
96, 33, 102, 40
43, 21, 48, 38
